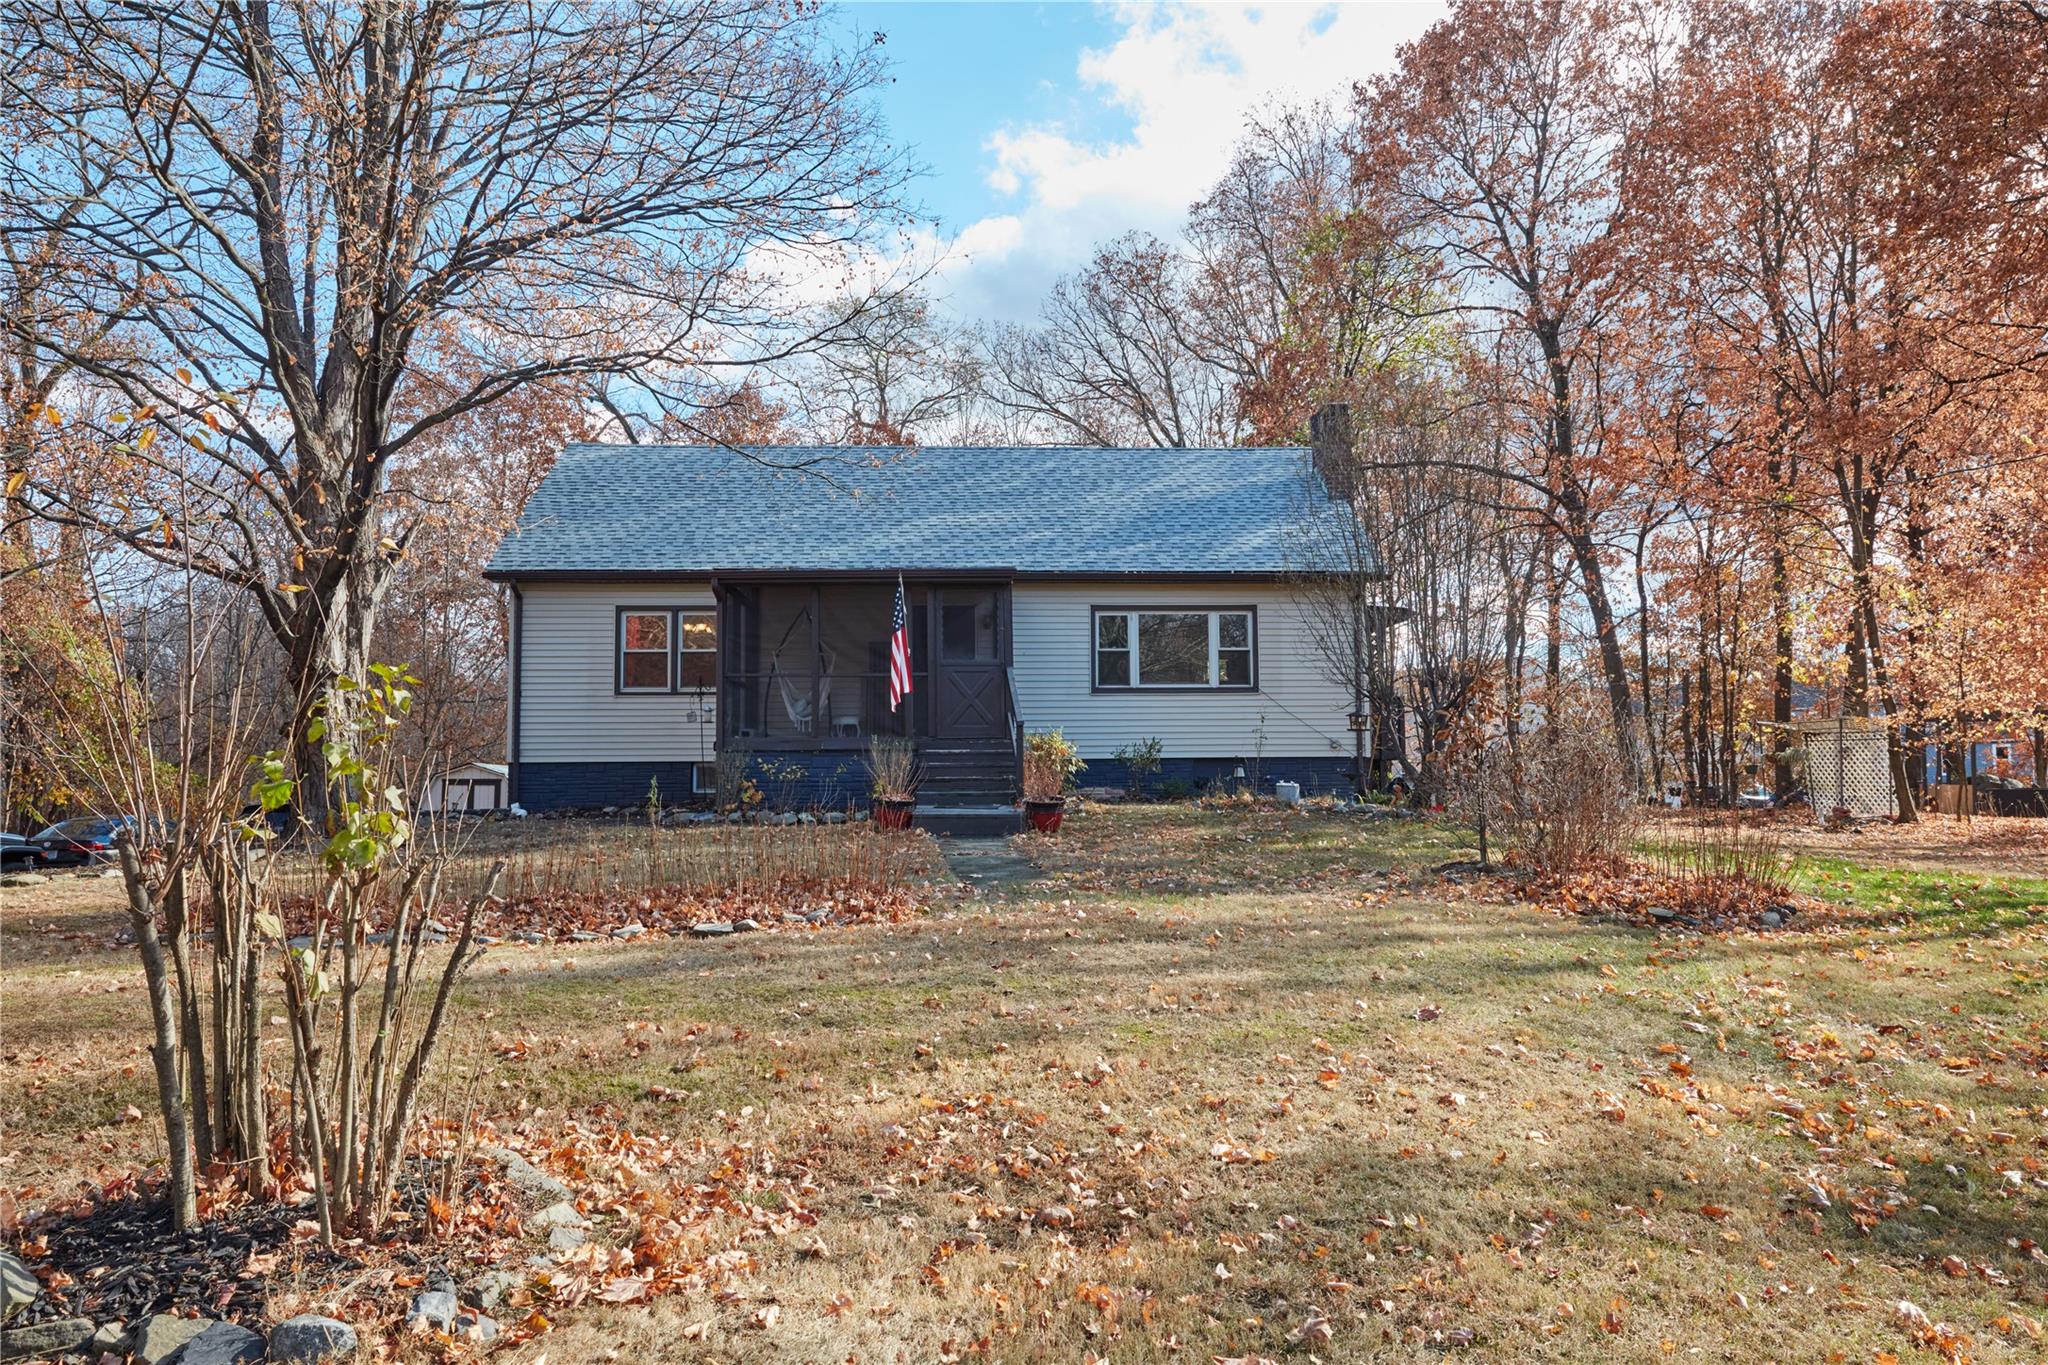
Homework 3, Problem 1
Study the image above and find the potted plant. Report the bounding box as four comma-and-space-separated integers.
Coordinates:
865, 736, 922, 830
1021, 729, 1085, 833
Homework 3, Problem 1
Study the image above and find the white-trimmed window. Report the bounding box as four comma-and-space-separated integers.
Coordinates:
617, 608, 717, 694
1093, 608, 1256, 690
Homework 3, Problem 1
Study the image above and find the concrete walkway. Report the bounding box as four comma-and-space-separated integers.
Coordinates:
937, 835, 1042, 892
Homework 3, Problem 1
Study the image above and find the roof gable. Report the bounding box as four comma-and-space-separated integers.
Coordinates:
485, 443, 1364, 578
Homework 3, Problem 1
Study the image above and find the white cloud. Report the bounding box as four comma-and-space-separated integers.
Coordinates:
934, 1, 1443, 325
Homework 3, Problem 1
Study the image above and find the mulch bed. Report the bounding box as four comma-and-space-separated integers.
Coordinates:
10, 1190, 319, 1326
8, 1163, 493, 1331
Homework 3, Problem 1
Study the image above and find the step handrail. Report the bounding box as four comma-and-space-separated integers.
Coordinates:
1004, 665, 1024, 800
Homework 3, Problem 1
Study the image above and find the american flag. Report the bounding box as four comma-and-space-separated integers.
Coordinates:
888, 576, 913, 713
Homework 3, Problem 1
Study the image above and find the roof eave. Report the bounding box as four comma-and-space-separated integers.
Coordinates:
485, 564, 1388, 584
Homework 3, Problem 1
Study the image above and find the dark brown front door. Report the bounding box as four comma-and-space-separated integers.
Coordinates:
932, 585, 1007, 738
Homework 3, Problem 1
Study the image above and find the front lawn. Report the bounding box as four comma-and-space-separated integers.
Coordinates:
3, 805, 2044, 1361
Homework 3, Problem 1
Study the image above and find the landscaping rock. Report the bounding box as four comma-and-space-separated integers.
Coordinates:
480, 1147, 572, 1203
0, 872, 46, 888
610, 923, 646, 939
0, 1316, 92, 1362
692, 921, 733, 937
733, 918, 760, 933
546, 1224, 587, 1254
0, 1250, 37, 1322
453, 1312, 500, 1345
781, 912, 809, 924
804, 908, 830, 925
268, 1315, 355, 1364
1759, 910, 1784, 929
165, 1320, 264, 1364
824, 811, 846, 825
407, 1289, 458, 1332
132, 1314, 212, 1364
569, 929, 601, 942
528, 1201, 587, 1230
91, 1320, 130, 1355
286, 935, 314, 951
469, 1271, 520, 1311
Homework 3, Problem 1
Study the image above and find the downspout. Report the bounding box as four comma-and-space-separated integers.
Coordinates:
506, 582, 523, 807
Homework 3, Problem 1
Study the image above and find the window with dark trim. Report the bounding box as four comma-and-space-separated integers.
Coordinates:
1092, 608, 1256, 690
616, 608, 717, 694
679, 612, 715, 689
620, 611, 671, 691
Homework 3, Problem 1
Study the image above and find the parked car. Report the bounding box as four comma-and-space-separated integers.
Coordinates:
29, 816, 142, 866
1, 833, 49, 869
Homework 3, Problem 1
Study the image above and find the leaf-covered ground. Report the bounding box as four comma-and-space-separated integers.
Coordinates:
3, 807, 2045, 1361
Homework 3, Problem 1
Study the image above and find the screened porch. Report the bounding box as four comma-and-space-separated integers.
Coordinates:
716, 580, 1011, 749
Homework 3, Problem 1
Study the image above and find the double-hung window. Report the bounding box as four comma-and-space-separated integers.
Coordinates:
617, 608, 716, 693
1093, 608, 1256, 690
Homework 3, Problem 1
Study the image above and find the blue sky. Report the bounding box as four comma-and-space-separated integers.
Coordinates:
837, 3, 1133, 231
826, 2, 1445, 325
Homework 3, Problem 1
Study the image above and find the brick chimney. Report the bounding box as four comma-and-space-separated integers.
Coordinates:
1309, 401, 1354, 503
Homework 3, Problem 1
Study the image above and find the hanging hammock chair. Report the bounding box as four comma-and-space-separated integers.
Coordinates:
764, 607, 834, 735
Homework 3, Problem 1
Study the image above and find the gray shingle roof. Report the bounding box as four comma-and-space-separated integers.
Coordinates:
485, 443, 1367, 578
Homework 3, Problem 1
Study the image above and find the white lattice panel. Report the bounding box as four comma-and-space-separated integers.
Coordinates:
1806, 729, 1895, 818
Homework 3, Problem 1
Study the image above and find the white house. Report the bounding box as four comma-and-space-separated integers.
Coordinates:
484, 413, 1385, 831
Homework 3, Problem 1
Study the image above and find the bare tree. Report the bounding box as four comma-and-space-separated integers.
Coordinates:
985, 234, 1235, 447
2, 0, 911, 807
1292, 383, 1515, 801
1356, 0, 1661, 782
1187, 99, 1438, 442
789, 290, 985, 444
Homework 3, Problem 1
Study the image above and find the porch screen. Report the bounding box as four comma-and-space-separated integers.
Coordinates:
722, 584, 922, 742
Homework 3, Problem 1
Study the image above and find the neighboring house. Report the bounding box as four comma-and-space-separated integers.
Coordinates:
484, 423, 1382, 829
421, 760, 509, 813
1923, 736, 2039, 787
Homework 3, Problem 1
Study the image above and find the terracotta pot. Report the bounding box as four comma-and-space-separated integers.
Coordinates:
1023, 799, 1066, 833
873, 797, 916, 830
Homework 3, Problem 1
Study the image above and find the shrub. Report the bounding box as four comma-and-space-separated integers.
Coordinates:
1644, 816, 1791, 901
1461, 707, 1639, 873
865, 736, 921, 801
1022, 729, 1085, 802
1111, 737, 1164, 798
713, 743, 754, 814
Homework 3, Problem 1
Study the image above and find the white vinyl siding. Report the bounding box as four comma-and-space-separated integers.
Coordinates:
1013, 582, 1353, 759
515, 578, 1354, 767
517, 581, 717, 763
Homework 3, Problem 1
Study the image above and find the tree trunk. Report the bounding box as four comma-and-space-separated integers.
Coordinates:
117, 836, 198, 1231
1560, 520, 1643, 786
1770, 532, 1794, 796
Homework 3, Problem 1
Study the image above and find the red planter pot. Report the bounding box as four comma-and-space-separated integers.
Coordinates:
1023, 799, 1066, 834
873, 798, 916, 830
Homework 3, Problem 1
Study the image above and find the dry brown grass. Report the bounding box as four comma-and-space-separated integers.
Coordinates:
4, 808, 2046, 1362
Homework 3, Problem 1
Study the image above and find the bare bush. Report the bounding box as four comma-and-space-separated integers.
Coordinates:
1643, 816, 1791, 903
1462, 705, 1639, 873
